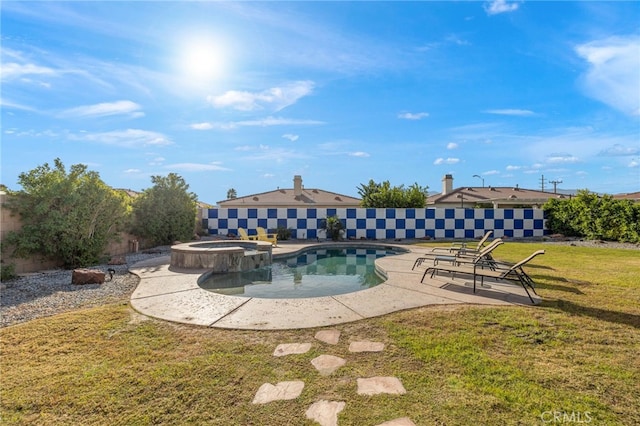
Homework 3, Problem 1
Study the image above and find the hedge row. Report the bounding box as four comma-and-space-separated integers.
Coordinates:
544, 190, 640, 243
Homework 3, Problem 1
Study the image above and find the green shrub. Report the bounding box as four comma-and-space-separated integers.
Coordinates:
276, 227, 292, 240
3, 159, 130, 269
319, 216, 344, 241
544, 190, 640, 243
1, 262, 17, 281
357, 179, 429, 208
130, 173, 197, 246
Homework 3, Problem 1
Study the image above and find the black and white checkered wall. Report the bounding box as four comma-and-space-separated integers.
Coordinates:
203, 208, 546, 239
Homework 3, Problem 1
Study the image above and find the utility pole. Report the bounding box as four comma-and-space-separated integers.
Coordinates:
540, 174, 545, 192
549, 180, 563, 194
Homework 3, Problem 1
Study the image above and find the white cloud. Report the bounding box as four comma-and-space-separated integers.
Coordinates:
349, 151, 370, 158
124, 168, 141, 174
164, 163, 229, 172
0, 62, 56, 80
446, 142, 458, 150
398, 112, 429, 120
148, 156, 165, 166
60, 100, 143, 118
282, 133, 299, 142
506, 165, 521, 171
629, 159, 639, 168
204, 116, 324, 130
484, 109, 535, 116
71, 129, 172, 148
484, 0, 519, 16
434, 157, 460, 165
546, 154, 580, 164
191, 122, 213, 130
207, 81, 314, 112
484, 170, 500, 175
599, 144, 639, 157
576, 35, 640, 116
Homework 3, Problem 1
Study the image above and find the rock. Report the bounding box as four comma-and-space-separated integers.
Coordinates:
72, 269, 105, 285
108, 256, 126, 265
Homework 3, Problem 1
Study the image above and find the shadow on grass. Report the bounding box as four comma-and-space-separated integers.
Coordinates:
546, 298, 640, 329
532, 274, 590, 294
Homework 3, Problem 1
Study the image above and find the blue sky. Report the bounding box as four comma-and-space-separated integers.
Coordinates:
2, 1, 639, 203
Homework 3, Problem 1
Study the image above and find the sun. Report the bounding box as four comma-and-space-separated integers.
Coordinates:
178, 36, 227, 85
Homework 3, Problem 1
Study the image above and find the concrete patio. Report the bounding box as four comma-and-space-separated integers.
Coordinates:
129, 241, 540, 330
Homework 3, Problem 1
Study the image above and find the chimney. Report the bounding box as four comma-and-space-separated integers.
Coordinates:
442, 174, 453, 195
293, 175, 303, 196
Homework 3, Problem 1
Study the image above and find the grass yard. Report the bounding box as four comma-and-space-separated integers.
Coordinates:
1, 243, 639, 425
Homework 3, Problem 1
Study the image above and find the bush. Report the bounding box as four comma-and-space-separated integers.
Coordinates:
544, 190, 640, 243
357, 179, 429, 208
1, 262, 17, 281
130, 173, 198, 246
319, 216, 344, 241
3, 159, 129, 269
276, 227, 292, 240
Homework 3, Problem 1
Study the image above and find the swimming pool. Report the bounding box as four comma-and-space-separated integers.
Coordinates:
197, 245, 407, 299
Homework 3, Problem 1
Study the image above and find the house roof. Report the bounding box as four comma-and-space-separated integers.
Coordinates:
612, 191, 640, 201
427, 186, 569, 205
218, 188, 361, 207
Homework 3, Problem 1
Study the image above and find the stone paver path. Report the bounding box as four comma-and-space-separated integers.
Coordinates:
306, 400, 346, 426
252, 381, 305, 404
376, 417, 417, 426
315, 329, 341, 345
252, 330, 414, 425
356, 377, 407, 395
311, 354, 346, 376
349, 341, 385, 352
273, 342, 312, 356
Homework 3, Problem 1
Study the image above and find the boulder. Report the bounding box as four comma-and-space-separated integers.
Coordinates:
72, 269, 105, 285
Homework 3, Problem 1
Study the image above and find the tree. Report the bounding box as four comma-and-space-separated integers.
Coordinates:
227, 188, 237, 199
130, 173, 198, 245
3, 159, 129, 268
357, 179, 429, 208
319, 216, 345, 241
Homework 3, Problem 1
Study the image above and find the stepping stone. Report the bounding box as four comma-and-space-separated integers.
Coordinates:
349, 341, 385, 352
252, 381, 305, 404
376, 418, 417, 426
357, 377, 406, 395
273, 343, 312, 357
311, 355, 346, 376
305, 400, 346, 426
315, 329, 341, 345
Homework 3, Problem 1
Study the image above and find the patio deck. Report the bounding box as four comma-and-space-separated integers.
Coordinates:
129, 241, 540, 330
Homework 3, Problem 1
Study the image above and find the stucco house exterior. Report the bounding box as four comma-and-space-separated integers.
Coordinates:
427, 174, 569, 208
217, 175, 362, 208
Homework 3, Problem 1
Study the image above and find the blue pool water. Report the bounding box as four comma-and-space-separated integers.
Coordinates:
198, 245, 405, 299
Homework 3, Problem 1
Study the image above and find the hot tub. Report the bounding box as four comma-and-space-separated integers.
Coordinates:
170, 240, 273, 272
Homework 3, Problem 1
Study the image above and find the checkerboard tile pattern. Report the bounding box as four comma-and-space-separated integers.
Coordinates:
203, 208, 546, 239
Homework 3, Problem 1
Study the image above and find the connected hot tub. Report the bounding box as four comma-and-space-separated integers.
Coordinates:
170, 240, 273, 272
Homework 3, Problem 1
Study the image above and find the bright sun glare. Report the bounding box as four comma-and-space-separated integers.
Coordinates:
179, 36, 227, 85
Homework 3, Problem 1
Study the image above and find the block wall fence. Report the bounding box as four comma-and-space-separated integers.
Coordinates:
203, 207, 547, 240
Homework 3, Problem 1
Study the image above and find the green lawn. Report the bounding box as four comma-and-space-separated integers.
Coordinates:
1, 243, 638, 425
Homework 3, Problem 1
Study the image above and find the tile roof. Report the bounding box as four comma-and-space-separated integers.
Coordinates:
427, 186, 569, 205
218, 188, 361, 207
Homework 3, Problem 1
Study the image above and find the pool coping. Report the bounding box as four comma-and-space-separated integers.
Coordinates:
129, 241, 540, 330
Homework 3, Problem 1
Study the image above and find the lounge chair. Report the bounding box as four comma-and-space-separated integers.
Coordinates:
422, 249, 545, 304
430, 230, 493, 254
238, 228, 258, 241
412, 238, 503, 270
257, 227, 278, 246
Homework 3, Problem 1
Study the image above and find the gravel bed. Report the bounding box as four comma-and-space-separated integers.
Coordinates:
0, 247, 172, 328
